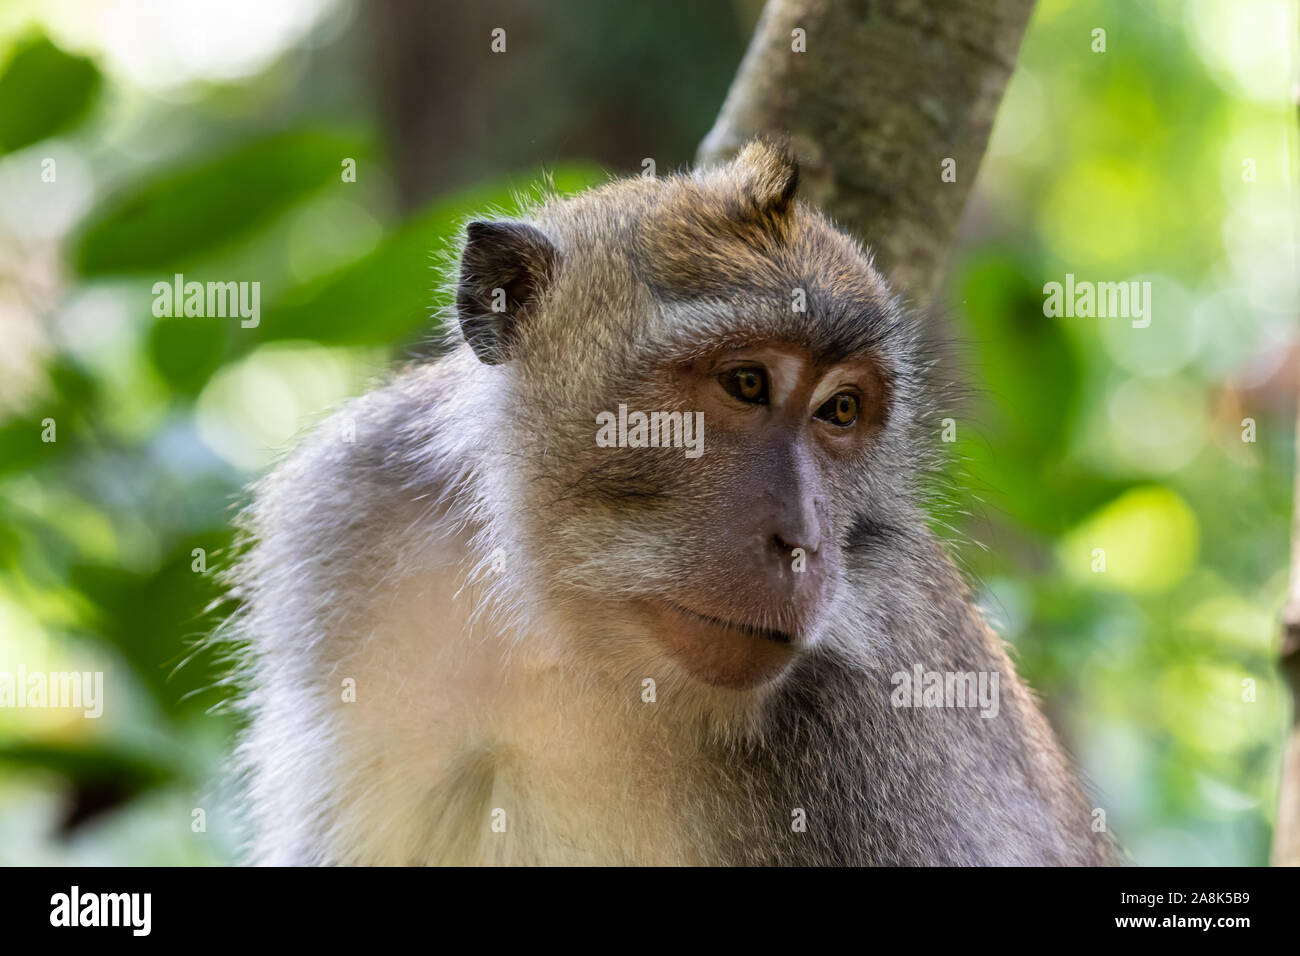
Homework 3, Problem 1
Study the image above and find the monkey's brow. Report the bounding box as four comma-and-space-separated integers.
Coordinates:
651, 297, 896, 367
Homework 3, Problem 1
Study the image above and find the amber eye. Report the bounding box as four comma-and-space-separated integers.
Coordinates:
816, 392, 859, 427
720, 366, 769, 404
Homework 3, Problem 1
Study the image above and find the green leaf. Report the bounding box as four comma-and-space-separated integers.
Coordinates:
71, 126, 372, 276
1059, 485, 1200, 594
956, 252, 1082, 458
0, 741, 174, 790
0, 35, 101, 154
0, 355, 98, 478
0, 741, 177, 832
945, 252, 1120, 534
258, 164, 606, 348
69, 533, 234, 719
148, 313, 229, 396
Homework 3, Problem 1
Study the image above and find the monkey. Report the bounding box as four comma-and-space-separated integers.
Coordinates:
227, 140, 1115, 866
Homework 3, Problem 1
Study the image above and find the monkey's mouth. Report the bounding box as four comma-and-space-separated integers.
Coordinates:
664, 602, 795, 645
651, 599, 801, 689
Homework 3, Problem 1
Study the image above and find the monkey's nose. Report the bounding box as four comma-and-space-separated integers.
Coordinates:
771, 532, 818, 557
769, 508, 822, 556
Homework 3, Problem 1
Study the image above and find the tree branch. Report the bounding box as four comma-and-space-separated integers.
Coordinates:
698, 0, 1036, 299
1270, 16, 1300, 868
1277, 422, 1300, 865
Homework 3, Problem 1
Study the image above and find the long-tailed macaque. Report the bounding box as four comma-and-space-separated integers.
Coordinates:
230, 141, 1114, 865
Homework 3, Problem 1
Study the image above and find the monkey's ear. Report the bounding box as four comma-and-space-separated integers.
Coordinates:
733, 139, 800, 219
456, 220, 558, 365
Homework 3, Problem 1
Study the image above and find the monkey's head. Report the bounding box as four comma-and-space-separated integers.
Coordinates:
453, 141, 936, 693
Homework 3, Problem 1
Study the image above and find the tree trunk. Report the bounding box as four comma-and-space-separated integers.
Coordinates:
1278, 425, 1300, 865
1270, 24, 1300, 868
698, 0, 1036, 300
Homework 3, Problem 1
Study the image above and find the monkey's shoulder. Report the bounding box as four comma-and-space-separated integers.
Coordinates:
233, 356, 485, 654
246, 355, 480, 535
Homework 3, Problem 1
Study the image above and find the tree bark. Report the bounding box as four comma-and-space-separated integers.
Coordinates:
1270, 21, 1300, 869
697, 0, 1036, 300
1278, 418, 1300, 865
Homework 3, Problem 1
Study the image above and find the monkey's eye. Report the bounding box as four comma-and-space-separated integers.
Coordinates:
815, 392, 859, 427
719, 366, 769, 405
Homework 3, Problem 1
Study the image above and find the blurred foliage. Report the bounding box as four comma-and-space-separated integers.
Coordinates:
0, 35, 101, 155
939, 0, 1297, 867
73, 127, 374, 276
0, 0, 1294, 866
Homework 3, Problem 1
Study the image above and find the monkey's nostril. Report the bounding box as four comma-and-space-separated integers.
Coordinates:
772, 533, 812, 556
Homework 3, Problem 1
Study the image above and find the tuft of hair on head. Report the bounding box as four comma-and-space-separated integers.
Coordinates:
727, 138, 800, 226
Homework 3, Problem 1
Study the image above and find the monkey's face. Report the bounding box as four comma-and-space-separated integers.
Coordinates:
614, 342, 888, 688
505, 318, 900, 691
455, 141, 926, 692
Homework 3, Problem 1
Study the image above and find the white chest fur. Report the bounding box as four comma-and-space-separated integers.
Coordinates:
297, 535, 712, 866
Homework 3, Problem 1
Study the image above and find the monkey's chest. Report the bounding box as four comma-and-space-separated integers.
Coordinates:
447, 708, 712, 866
339, 571, 712, 865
